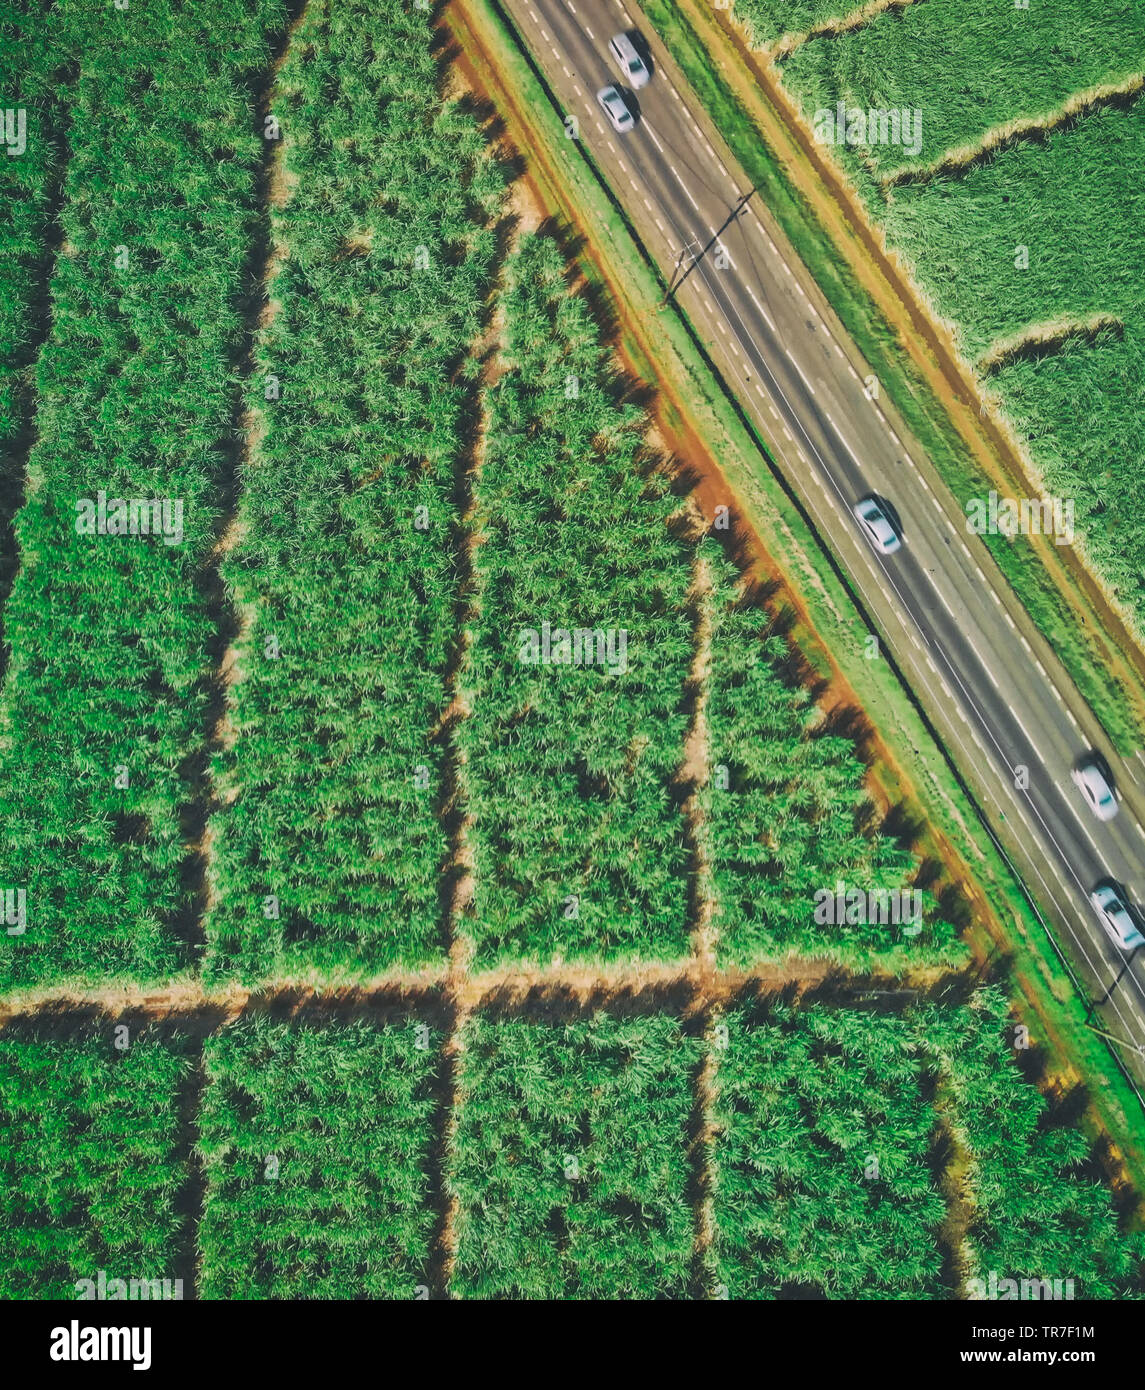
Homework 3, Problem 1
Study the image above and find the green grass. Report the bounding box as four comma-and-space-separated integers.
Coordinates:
882, 102, 1145, 616
0, 1023, 192, 1299
709, 990, 1145, 1299
197, 1015, 440, 1299
204, 0, 505, 981
702, 546, 964, 967
781, 0, 1143, 186
449, 1010, 702, 1298
731, 0, 861, 46
920, 989, 1145, 1298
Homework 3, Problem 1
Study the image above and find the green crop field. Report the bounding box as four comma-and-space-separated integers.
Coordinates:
198, 1015, 440, 1298
2, 998, 1138, 1298
458, 235, 695, 967
0, 2, 61, 624
701, 546, 961, 967
732, 0, 863, 47
205, 0, 504, 981
0, 1022, 192, 1300
882, 105, 1145, 618
737, 0, 1145, 627
779, 0, 1143, 187
0, 0, 1141, 1308
449, 1011, 702, 1298
0, 0, 284, 989
920, 990, 1145, 1298
710, 1003, 948, 1298
710, 991, 1145, 1299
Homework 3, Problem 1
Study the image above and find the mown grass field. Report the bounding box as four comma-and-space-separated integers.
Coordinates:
883, 104, 1145, 616
738, 0, 1145, 627
0, 0, 1141, 1301
778, 0, 1143, 187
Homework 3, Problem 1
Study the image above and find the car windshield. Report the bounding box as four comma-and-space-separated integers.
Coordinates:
629, 59, 641, 71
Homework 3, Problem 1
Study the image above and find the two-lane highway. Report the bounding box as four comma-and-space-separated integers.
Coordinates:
497, 0, 1145, 1074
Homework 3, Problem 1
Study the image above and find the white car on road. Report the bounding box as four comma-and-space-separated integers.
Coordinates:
596, 84, 635, 133
1071, 753, 1119, 821
852, 495, 902, 554
1090, 879, 1144, 951
609, 33, 650, 89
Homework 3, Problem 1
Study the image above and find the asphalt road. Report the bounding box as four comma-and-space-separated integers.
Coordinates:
498, 0, 1145, 1074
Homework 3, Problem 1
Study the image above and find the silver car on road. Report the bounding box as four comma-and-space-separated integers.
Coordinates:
1071, 752, 1118, 821
596, 84, 635, 133
852, 495, 902, 554
1090, 879, 1144, 951
609, 33, 650, 89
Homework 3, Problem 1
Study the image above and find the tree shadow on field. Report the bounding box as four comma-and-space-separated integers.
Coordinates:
819, 700, 876, 759
0, 1005, 225, 1043
721, 977, 822, 1021
237, 985, 450, 1033
1036, 1075, 1145, 1232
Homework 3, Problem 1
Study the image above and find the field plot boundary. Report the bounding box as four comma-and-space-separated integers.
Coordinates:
765, 0, 922, 62
883, 70, 1145, 187
0, 955, 974, 1028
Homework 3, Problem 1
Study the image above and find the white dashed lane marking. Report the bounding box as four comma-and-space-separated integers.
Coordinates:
669, 166, 700, 211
